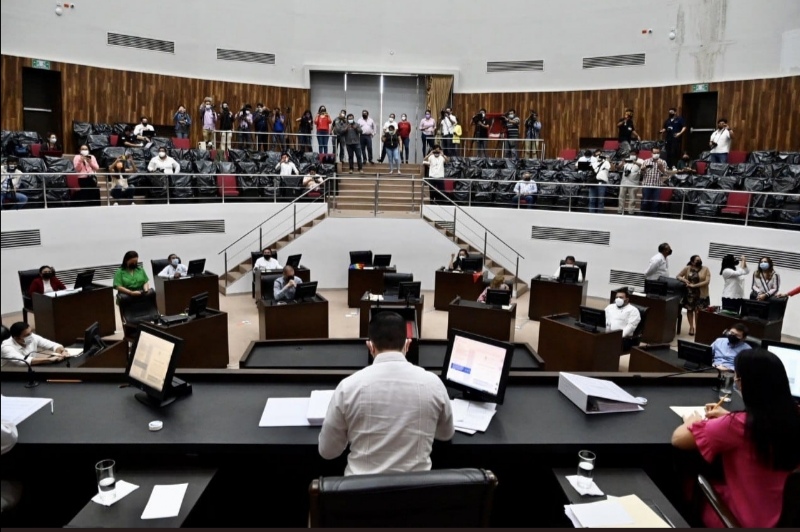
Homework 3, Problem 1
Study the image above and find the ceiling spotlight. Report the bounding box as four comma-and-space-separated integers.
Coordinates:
669, 29, 676, 40
55, 6, 63, 15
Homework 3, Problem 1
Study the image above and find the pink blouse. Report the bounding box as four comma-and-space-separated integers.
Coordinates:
73, 155, 99, 175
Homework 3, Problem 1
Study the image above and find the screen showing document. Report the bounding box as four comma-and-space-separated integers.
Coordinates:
446, 335, 507, 395
129, 331, 173, 392
769, 345, 800, 398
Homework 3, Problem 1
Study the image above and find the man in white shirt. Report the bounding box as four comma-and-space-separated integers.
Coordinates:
254, 248, 282, 271
319, 312, 454, 475
554, 255, 584, 282
709, 118, 734, 163
617, 152, 643, 215
275, 153, 299, 176
1, 322, 66, 367
440, 108, 458, 156
513, 171, 538, 208
158, 253, 189, 279
132, 116, 155, 138
589, 153, 611, 213
645, 242, 672, 280
423, 145, 448, 201
604, 289, 642, 350
147, 149, 180, 174
357, 110, 377, 165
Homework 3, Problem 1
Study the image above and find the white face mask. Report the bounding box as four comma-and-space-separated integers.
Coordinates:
389, 117, 395, 122
49, 136, 57, 143
206, 105, 211, 110
23, 336, 33, 346
615, 298, 625, 307
401, 116, 407, 120
652, 153, 660, 160
159, 152, 167, 158
80, 149, 89, 156
171, 258, 179, 266
508, 114, 515, 119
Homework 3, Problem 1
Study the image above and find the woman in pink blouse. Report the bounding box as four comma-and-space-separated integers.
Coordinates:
671, 348, 800, 527
72, 145, 100, 176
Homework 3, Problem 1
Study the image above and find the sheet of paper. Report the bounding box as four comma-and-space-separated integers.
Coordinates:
307, 390, 335, 425
259, 398, 311, 427
91, 480, 139, 506
568, 499, 634, 527
566, 475, 604, 496
64, 348, 83, 357
560, 373, 644, 404
0, 396, 53, 424
451, 398, 497, 432
608, 495, 671, 528
669, 406, 705, 420
140, 483, 188, 519
454, 426, 477, 435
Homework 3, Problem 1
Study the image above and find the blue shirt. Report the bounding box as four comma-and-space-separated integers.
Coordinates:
273, 275, 302, 301
711, 337, 750, 369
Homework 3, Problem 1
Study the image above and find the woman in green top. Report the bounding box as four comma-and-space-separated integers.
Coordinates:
113, 250, 151, 296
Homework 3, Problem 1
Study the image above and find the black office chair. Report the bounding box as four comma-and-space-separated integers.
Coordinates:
251, 250, 279, 298
117, 290, 160, 341
308, 468, 498, 528
0, 324, 10, 343
623, 303, 649, 352
17, 269, 40, 324
713, 329, 761, 350
259, 273, 284, 301
150, 258, 170, 279
559, 259, 588, 280
383, 273, 413, 296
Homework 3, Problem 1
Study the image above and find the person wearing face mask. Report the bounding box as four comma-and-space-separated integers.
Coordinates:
378, 114, 398, 164
1, 322, 66, 367
198, 97, 218, 149
273, 265, 303, 301
640, 147, 674, 215
449, 249, 470, 271
28, 265, 67, 296
314, 105, 332, 155
73, 145, 100, 190
332, 110, 349, 163
343, 114, 364, 174
254, 248, 283, 271
295, 109, 313, 152
253, 103, 269, 151
43, 132, 62, 153
419, 109, 436, 156
357, 110, 377, 165
616, 108, 639, 158
107, 155, 137, 205
676, 255, 711, 336
424, 145, 448, 200
147, 148, 180, 174
500, 109, 520, 159
439, 108, 458, 157
218, 102, 235, 157
275, 153, 299, 176
604, 289, 642, 350
382, 125, 401, 174
113, 250, 151, 297
588, 152, 611, 213
645, 242, 672, 280
751, 256, 780, 301
709, 118, 734, 163
553, 256, 584, 282
659, 107, 686, 167
616, 151, 643, 215
675, 151, 692, 171
271, 107, 287, 152
720, 254, 749, 313
1, 157, 28, 210
472, 109, 490, 158
118, 125, 143, 148
523, 110, 542, 158
133, 116, 155, 139
709, 323, 749, 370
158, 254, 189, 279
513, 171, 538, 208
237, 104, 255, 150
173, 105, 192, 139
396, 114, 412, 164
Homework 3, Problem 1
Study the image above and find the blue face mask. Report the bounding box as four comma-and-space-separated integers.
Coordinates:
759, 262, 770, 270
171, 258, 179, 266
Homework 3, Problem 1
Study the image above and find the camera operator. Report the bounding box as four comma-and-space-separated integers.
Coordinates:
709, 118, 734, 163
616, 108, 639, 157
616, 151, 643, 215
236, 104, 254, 150
439, 107, 457, 156
500, 109, 520, 159
254, 103, 269, 151
524, 110, 542, 158
472, 109, 489, 157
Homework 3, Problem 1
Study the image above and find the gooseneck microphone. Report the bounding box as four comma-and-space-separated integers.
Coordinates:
1, 356, 39, 388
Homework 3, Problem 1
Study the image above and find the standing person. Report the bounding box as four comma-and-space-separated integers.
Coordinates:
357, 110, 377, 165
423, 145, 448, 201
198, 97, 217, 149
473, 109, 490, 158
419, 110, 436, 156
439, 107, 458, 156
501, 109, 520, 159
319, 311, 454, 475
659, 107, 686, 167
296, 110, 313, 153
332, 110, 349, 163
617, 152, 642, 215
524, 110, 542, 158
709, 118, 734, 163
751, 257, 780, 301
73, 145, 100, 188
275, 153, 299, 176
588, 152, 611, 213
272, 107, 286, 152
397, 113, 412, 164
378, 114, 398, 163
173, 105, 192, 139
218, 102, 235, 158
236, 104, 254, 149
616, 108, 639, 158
513, 171, 538, 208
1, 157, 28, 209
640, 147, 672, 215
1, 322, 66, 366
253, 103, 269, 151
382, 125, 401, 174
645, 243, 672, 280
720, 254, 749, 313
677, 255, 711, 336
343, 114, 363, 174
314, 105, 332, 154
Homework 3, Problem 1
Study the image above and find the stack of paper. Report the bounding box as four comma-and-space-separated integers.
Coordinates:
669, 406, 705, 420
307, 390, 335, 425
258, 390, 335, 427
451, 398, 497, 434
0, 396, 53, 424
564, 495, 670, 528
367, 293, 384, 301
141, 483, 188, 520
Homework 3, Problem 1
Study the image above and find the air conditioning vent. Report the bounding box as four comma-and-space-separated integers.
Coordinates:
583, 53, 645, 69
217, 48, 276, 65
708, 243, 800, 272
1, 229, 41, 249
56, 265, 119, 285
487, 60, 544, 73
141, 220, 226, 238
610, 270, 645, 289
530, 226, 610, 246
107, 33, 175, 54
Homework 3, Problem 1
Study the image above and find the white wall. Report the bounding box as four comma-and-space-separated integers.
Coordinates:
2, 0, 797, 92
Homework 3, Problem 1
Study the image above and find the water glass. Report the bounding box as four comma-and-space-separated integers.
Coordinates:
719, 372, 734, 402
95, 459, 117, 504
577, 450, 596, 489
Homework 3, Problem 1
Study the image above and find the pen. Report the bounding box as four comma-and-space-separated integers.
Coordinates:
46, 379, 82, 383
651, 502, 676, 528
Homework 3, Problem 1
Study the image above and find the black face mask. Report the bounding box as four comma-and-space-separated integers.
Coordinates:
127, 262, 138, 270
263, 255, 271, 260
41, 272, 53, 280
726, 334, 741, 345
694, 261, 703, 268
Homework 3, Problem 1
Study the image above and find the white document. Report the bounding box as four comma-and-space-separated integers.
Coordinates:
454, 426, 477, 435
306, 390, 334, 425
0, 396, 53, 424
64, 348, 83, 357
558, 373, 645, 414
669, 406, 705, 420
607, 495, 671, 528
43, 289, 78, 298
566, 475, 604, 496
451, 398, 497, 432
566, 499, 634, 527
91, 480, 139, 506
140, 483, 188, 519
259, 398, 311, 427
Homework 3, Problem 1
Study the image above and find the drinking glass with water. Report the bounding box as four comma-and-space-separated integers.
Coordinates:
95, 459, 117, 504
577, 450, 596, 489
719, 372, 734, 402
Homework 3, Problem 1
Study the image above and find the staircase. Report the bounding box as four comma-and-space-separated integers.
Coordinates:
329, 163, 424, 216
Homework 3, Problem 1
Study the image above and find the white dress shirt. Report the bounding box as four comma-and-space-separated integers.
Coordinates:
133, 123, 155, 136
319, 352, 454, 476
147, 156, 180, 174
604, 303, 641, 338
1, 418, 18, 454
425, 154, 446, 178
1, 334, 63, 367
254, 257, 282, 271
275, 162, 298, 176
710, 128, 731, 154
645, 253, 669, 280
158, 263, 189, 278
721, 266, 750, 299
514, 180, 538, 196
553, 264, 584, 282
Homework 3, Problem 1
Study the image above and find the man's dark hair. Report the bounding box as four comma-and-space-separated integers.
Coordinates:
583, 150, 592, 157
10, 322, 29, 338
718, 117, 728, 123
565, 255, 576, 262
731, 322, 749, 337
616, 288, 630, 299
658, 242, 671, 253
368, 312, 407, 352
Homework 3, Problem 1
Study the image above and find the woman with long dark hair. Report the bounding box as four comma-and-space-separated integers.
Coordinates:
751, 256, 780, 301
113, 250, 151, 297
720, 253, 748, 313
672, 348, 800, 527
676, 254, 710, 335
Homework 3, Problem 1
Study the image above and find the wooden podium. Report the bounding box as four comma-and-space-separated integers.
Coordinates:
447, 298, 516, 342
154, 273, 220, 315
610, 288, 681, 344
528, 277, 588, 320
32, 286, 116, 346
696, 309, 783, 345
254, 268, 311, 300
347, 267, 395, 307
257, 296, 329, 340
433, 270, 485, 310
359, 293, 424, 338
628, 345, 687, 373
538, 314, 622, 372
152, 309, 229, 368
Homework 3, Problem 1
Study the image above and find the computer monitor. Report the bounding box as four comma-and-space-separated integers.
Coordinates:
459, 257, 483, 272
187, 258, 206, 276
398, 281, 421, 302
293, 281, 318, 302
188, 291, 209, 318
73, 269, 95, 290
485, 289, 511, 307
82, 321, 107, 357
740, 299, 769, 321
558, 265, 580, 283
286, 254, 302, 269
762, 340, 800, 399
349, 250, 373, 266
644, 279, 668, 297
441, 329, 514, 404
677, 339, 713, 370
578, 306, 606, 332
125, 323, 190, 408
577, 160, 592, 171
373, 254, 392, 268
658, 276, 686, 295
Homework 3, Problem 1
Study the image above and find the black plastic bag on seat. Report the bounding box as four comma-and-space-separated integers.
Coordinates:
169, 174, 195, 199
17, 174, 44, 206
1, 130, 13, 154
777, 152, 800, 165
730, 163, 759, 178
256, 166, 277, 198
466, 157, 487, 169
169, 149, 189, 161
92, 123, 112, 135
147, 173, 169, 198
228, 148, 249, 163
195, 174, 217, 198
215, 161, 237, 175
747, 150, 777, 164
99, 147, 126, 168
43, 175, 70, 206
149, 137, 172, 151
19, 157, 47, 173
72, 121, 92, 145
280, 175, 304, 199
452, 179, 473, 203
318, 163, 336, 177
86, 134, 110, 153
708, 163, 730, 177
189, 149, 211, 162
112, 123, 130, 135
473, 179, 496, 204
495, 170, 518, 203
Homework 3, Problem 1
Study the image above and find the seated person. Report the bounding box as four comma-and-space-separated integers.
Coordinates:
273, 265, 302, 301
604, 289, 641, 344
133, 116, 155, 139
554, 255, 584, 282
42, 132, 63, 152
158, 254, 189, 279
710, 323, 750, 371
107, 155, 137, 204
117, 126, 143, 148
1, 322, 66, 367
671, 348, 800, 528
513, 171, 538, 207
28, 265, 67, 296
254, 248, 282, 271
576, 149, 592, 170
113, 250, 152, 297
478, 275, 510, 303
1, 157, 28, 210
147, 148, 180, 174
303, 169, 323, 191
448, 249, 469, 271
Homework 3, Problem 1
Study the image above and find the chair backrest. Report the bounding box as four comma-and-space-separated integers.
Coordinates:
727, 150, 748, 165
638, 150, 652, 161
558, 148, 577, 160
724, 191, 750, 209
30, 143, 41, 157
658, 187, 673, 201
309, 468, 498, 528
631, 303, 649, 337
383, 272, 414, 290
66, 174, 81, 191
0, 324, 10, 343
118, 290, 159, 325
695, 161, 708, 175
558, 260, 587, 280
778, 467, 800, 527
150, 259, 171, 278
172, 137, 191, 150
603, 140, 619, 151
260, 273, 283, 301
18, 269, 39, 309
216, 175, 239, 196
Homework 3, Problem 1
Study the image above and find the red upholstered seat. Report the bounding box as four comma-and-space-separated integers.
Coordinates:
172, 137, 191, 150
720, 192, 751, 216
696, 161, 708, 175
558, 149, 577, 160
30, 143, 41, 157
603, 140, 619, 151
727, 151, 747, 165
216, 175, 239, 197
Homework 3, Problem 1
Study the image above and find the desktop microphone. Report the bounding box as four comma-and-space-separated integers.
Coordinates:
1, 356, 39, 388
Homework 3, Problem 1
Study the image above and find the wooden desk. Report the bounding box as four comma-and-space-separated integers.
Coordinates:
629, 345, 688, 373
80, 340, 130, 368
154, 273, 220, 315
538, 314, 622, 372
254, 268, 311, 300
32, 286, 116, 346
529, 277, 587, 320
434, 270, 485, 310
152, 309, 229, 368
696, 309, 783, 345
447, 298, 516, 342
610, 288, 681, 344
257, 296, 329, 340
347, 267, 395, 307
358, 293, 424, 338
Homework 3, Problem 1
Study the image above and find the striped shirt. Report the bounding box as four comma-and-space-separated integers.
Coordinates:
641, 158, 669, 187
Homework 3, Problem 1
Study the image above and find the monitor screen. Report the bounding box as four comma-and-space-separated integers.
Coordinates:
73, 269, 95, 290
187, 259, 206, 276
349, 250, 373, 266
558, 265, 580, 283
677, 339, 713, 369
188, 291, 209, 318
578, 306, 606, 331
294, 281, 318, 302
398, 281, 421, 301
658, 275, 685, 295
460, 257, 483, 272
740, 299, 769, 320
286, 254, 302, 269
442, 329, 514, 404
373, 254, 392, 268
762, 340, 800, 399
644, 279, 668, 297
126, 323, 183, 404
82, 321, 106, 356
485, 289, 511, 307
